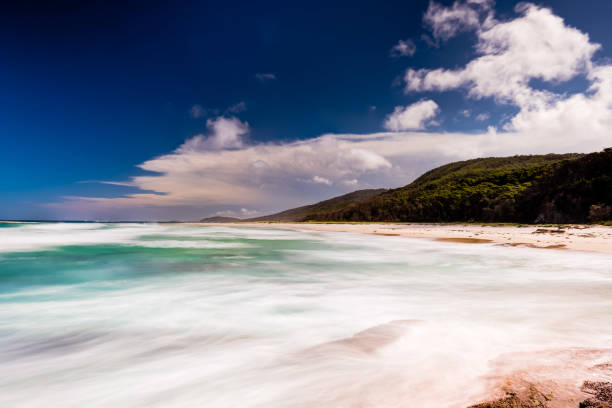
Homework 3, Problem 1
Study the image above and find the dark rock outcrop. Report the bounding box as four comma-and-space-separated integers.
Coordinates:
580, 381, 612, 408
468, 386, 550, 408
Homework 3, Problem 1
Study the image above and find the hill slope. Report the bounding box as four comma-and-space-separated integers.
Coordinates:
247, 189, 387, 222
301, 150, 612, 223
209, 149, 611, 224
199, 216, 242, 223
516, 148, 612, 223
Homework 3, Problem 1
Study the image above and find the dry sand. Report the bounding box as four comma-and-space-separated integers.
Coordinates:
193, 222, 612, 254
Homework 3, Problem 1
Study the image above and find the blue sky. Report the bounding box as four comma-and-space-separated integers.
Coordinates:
2, 0, 612, 220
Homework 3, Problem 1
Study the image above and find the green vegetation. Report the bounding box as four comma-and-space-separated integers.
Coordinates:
210, 148, 611, 224
516, 148, 612, 223
305, 153, 586, 223
247, 189, 386, 222
199, 216, 243, 223
252, 149, 612, 224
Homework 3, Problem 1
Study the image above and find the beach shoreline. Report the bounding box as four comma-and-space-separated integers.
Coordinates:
2, 222, 611, 407
187, 222, 612, 254
190, 221, 612, 407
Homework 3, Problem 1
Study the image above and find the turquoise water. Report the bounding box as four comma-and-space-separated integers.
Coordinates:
1, 223, 611, 407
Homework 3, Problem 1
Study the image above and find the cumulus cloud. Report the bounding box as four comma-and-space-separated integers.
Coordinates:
408, 3, 599, 109
255, 73, 276, 82
507, 65, 612, 140
390, 39, 416, 57
384, 99, 440, 131
406, 1, 611, 149
49, 2, 612, 220
179, 116, 249, 151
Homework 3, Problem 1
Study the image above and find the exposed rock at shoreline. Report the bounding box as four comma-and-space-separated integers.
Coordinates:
580, 381, 612, 408
468, 385, 551, 408
468, 381, 612, 408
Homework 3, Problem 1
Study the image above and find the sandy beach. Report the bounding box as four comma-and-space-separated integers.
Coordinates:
193, 222, 612, 254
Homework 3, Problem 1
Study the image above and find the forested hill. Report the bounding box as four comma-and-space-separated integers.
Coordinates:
254, 148, 612, 224
247, 189, 387, 222
199, 216, 242, 223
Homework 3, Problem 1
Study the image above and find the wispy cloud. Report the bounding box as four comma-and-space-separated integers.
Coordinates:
225, 101, 247, 114
255, 73, 276, 82
190, 102, 247, 119
189, 104, 219, 118
311, 176, 333, 186
214, 208, 260, 218
390, 39, 416, 57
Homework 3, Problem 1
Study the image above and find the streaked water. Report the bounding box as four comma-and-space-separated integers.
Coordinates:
0, 222, 611, 407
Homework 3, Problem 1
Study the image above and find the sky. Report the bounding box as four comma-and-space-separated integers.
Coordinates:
2, 0, 612, 221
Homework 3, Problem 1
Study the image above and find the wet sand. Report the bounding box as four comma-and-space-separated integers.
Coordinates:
190, 222, 612, 254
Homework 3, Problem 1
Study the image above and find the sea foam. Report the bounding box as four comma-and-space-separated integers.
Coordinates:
0, 223, 611, 407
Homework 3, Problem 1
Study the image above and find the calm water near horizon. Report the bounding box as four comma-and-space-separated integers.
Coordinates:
1, 223, 611, 407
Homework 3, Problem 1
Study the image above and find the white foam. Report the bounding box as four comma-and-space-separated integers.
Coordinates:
130, 240, 252, 249
0, 223, 255, 252
1, 224, 611, 407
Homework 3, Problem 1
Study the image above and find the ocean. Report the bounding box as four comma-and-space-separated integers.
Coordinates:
1, 222, 611, 407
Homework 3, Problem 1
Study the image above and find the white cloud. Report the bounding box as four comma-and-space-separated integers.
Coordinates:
406, 1, 612, 150
179, 116, 249, 151
506, 65, 612, 140
53, 121, 611, 220
384, 100, 440, 131
47, 2, 612, 221
311, 176, 332, 185
255, 73, 276, 82
424, 0, 494, 42
390, 39, 416, 57
407, 4, 600, 110
56, 125, 395, 216
397, 1, 612, 159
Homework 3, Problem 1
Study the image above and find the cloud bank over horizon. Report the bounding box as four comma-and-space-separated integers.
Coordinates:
51, 1, 612, 220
